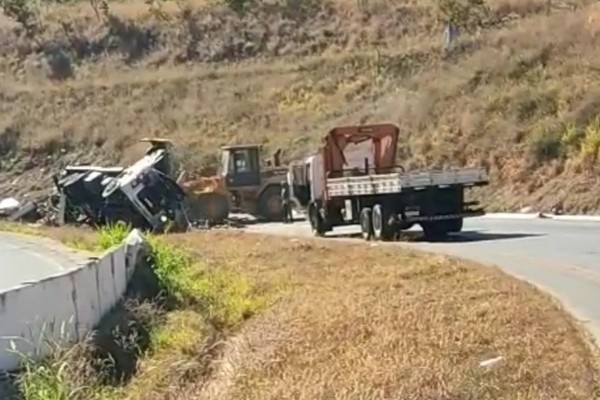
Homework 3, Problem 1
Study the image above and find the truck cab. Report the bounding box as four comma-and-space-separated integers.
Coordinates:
101, 160, 190, 233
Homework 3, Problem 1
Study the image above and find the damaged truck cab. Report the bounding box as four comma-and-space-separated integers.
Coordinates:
100, 161, 189, 233
53, 139, 189, 233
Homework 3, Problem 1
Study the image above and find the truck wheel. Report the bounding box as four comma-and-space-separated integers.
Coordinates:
372, 204, 394, 241
447, 218, 463, 233
309, 203, 325, 237
421, 221, 449, 241
258, 185, 284, 222
359, 207, 373, 241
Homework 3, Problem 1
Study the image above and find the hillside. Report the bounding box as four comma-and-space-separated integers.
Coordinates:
1, 0, 600, 212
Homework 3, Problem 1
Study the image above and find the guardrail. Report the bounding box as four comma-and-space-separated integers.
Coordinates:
0, 230, 145, 371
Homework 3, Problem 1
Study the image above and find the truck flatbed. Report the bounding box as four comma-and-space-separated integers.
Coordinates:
326, 167, 488, 197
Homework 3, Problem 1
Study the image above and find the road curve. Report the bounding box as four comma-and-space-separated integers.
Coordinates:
245, 216, 600, 344
0, 232, 89, 292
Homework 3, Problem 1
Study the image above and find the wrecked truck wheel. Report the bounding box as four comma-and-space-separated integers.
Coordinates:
258, 185, 284, 222
102, 178, 120, 198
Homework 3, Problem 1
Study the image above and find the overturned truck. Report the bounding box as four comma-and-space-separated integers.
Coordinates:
52, 139, 190, 233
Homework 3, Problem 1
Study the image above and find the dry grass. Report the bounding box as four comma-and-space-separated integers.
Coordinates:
152, 230, 599, 400
3, 223, 600, 399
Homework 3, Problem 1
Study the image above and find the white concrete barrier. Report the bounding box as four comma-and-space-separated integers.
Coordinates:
0, 230, 145, 371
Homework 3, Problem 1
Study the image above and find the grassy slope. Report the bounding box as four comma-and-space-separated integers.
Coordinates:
2, 0, 600, 211
115, 231, 600, 399
3, 222, 599, 399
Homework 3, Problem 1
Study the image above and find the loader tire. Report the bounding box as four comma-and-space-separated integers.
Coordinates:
258, 185, 284, 222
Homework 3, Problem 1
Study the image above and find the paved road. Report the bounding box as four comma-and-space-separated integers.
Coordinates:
0, 232, 88, 292
246, 216, 600, 343
0, 232, 89, 396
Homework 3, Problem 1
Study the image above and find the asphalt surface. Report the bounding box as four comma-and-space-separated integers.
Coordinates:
0, 232, 88, 292
0, 232, 89, 395
246, 216, 600, 343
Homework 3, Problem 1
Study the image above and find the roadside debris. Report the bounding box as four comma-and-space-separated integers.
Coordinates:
479, 356, 504, 369
7, 201, 39, 222
0, 198, 20, 216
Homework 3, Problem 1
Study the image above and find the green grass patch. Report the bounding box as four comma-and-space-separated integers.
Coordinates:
148, 236, 266, 330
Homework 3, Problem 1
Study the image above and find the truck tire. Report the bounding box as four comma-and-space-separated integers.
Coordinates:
359, 207, 373, 241
372, 204, 394, 241
447, 217, 463, 233
258, 185, 284, 222
421, 221, 449, 241
309, 203, 325, 237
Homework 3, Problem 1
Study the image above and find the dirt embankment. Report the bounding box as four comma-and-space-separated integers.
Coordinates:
2, 0, 600, 212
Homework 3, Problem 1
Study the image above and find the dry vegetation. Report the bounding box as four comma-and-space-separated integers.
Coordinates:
1, 0, 600, 211
4, 222, 599, 399
163, 231, 600, 400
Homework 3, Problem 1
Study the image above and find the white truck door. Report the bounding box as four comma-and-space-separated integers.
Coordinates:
308, 155, 324, 201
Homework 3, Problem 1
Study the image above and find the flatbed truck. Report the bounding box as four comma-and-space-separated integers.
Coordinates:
287, 123, 489, 241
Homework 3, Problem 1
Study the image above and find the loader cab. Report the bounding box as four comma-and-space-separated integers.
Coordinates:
220, 144, 262, 188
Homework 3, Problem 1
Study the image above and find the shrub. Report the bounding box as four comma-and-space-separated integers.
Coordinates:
580, 115, 600, 166
527, 123, 564, 164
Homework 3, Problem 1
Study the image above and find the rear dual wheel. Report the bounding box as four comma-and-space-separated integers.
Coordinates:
360, 207, 373, 240
372, 204, 395, 241
360, 204, 395, 241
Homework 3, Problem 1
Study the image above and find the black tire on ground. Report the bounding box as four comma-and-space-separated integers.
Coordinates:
360, 207, 373, 241
420, 221, 450, 241
447, 217, 463, 233
309, 203, 325, 237
372, 204, 395, 241
258, 185, 284, 221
